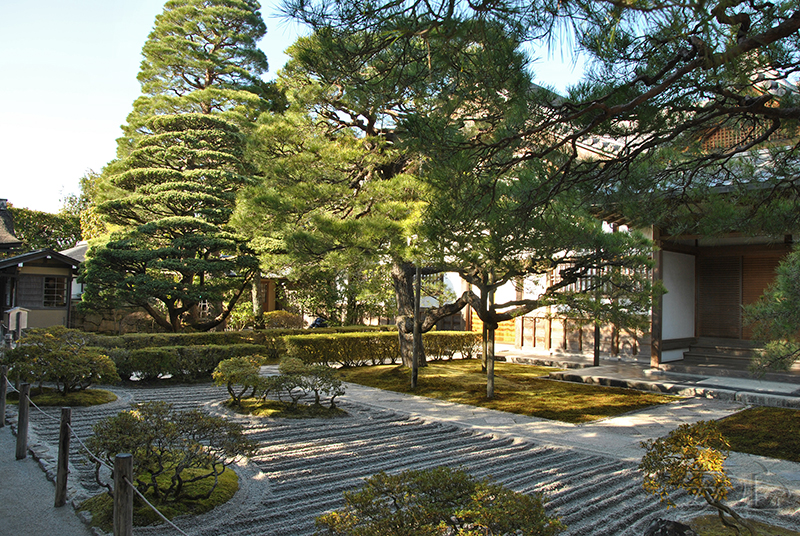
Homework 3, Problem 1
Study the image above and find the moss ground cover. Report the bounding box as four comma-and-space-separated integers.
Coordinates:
79, 466, 238, 532
229, 398, 347, 419
690, 514, 800, 535
717, 406, 800, 462
5, 387, 117, 406
336, 359, 674, 423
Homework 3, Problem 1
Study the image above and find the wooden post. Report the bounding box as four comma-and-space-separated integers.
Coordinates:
15, 383, 30, 460
55, 407, 71, 507
114, 453, 134, 536
651, 226, 663, 368
0, 365, 7, 427
593, 324, 601, 367
411, 265, 420, 390
486, 275, 495, 400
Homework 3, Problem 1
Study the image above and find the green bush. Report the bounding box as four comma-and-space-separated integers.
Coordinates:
275, 357, 345, 408
263, 310, 305, 329
5, 326, 119, 394
213, 356, 345, 408
86, 402, 256, 503
315, 466, 564, 536
112, 344, 266, 382
212, 356, 262, 405
286, 331, 481, 366
286, 332, 400, 367
86, 331, 268, 349
423, 331, 481, 361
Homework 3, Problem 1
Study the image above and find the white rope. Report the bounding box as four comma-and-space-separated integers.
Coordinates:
123, 476, 191, 536
66, 422, 112, 472
3, 374, 188, 535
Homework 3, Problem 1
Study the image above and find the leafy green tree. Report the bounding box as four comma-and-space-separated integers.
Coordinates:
80, 114, 259, 332
82, 0, 284, 332
283, 0, 800, 233
745, 247, 800, 374
4, 326, 119, 395
411, 91, 655, 396
7, 205, 81, 253
236, 21, 538, 366
61, 171, 107, 240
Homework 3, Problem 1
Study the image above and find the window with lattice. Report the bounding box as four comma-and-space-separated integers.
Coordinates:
43, 277, 67, 307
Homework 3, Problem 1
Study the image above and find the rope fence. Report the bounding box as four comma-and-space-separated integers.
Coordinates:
1, 367, 189, 536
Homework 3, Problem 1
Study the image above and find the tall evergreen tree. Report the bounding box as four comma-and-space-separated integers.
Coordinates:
80, 114, 258, 332
81, 0, 275, 331
118, 0, 280, 154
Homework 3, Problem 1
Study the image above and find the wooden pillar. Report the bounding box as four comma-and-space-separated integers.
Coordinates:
0, 365, 7, 427
55, 407, 71, 507
545, 318, 552, 352
114, 453, 134, 536
15, 383, 30, 460
651, 226, 663, 368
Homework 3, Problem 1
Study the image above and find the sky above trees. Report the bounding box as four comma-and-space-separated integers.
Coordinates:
0, 0, 585, 214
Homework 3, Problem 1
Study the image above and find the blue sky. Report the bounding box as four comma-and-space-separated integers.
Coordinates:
0, 1, 583, 214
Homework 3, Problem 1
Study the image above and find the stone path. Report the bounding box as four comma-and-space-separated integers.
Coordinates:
12, 380, 800, 536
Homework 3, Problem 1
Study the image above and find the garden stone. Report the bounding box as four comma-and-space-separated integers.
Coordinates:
643, 518, 698, 536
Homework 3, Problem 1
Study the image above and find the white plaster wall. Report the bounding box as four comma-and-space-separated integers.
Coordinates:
661, 349, 686, 362
420, 272, 463, 308
662, 251, 695, 340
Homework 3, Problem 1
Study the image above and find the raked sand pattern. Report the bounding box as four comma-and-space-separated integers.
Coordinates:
17, 381, 800, 536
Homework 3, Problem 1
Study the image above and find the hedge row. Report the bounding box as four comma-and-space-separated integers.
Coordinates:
110, 344, 268, 382
285, 331, 481, 367
91, 326, 475, 381
86, 325, 396, 350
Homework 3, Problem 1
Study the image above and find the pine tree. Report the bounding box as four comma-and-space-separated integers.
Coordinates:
118, 0, 281, 154
81, 114, 258, 332
82, 0, 274, 331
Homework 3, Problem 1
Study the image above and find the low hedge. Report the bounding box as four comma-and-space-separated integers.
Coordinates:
87, 326, 395, 350
285, 331, 481, 367
111, 344, 268, 382
86, 325, 459, 381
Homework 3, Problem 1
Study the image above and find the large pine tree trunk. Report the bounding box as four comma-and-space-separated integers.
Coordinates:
392, 260, 473, 367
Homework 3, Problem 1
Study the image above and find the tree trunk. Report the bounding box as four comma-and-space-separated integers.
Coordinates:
486, 282, 495, 399
252, 276, 265, 328
392, 260, 472, 368
393, 261, 424, 368
486, 324, 496, 399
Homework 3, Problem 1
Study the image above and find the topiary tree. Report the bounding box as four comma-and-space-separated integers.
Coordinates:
315, 466, 564, 536
5, 326, 119, 395
86, 401, 257, 502
640, 421, 756, 536
81, 114, 259, 332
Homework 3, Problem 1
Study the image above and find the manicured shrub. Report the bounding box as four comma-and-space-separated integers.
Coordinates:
262, 310, 304, 329
111, 344, 266, 382
214, 356, 345, 409
213, 356, 262, 405
286, 331, 480, 367
5, 326, 119, 394
315, 466, 564, 536
423, 331, 481, 361
285, 332, 400, 367
86, 401, 256, 503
